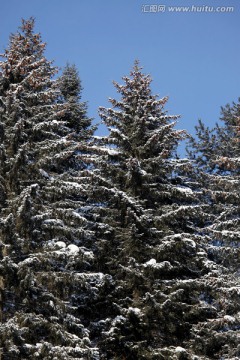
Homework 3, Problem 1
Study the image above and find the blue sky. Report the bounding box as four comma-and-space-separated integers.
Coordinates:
0, 0, 239, 146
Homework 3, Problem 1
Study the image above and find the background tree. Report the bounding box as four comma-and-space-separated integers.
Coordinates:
187, 99, 240, 175
56, 63, 96, 172
185, 102, 240, 359
186, 101, 240, 268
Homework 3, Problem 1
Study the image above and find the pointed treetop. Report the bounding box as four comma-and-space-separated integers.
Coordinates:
21, 17, 35, 34
129, 59, 150, 82
59, 63, 82, 99
132, 59, 142, 72
0, 16, 56, 81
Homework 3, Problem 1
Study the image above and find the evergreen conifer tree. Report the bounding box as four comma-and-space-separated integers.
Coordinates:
0, 18, 102, 359
185, 102, 240, 359
56, 63, 96, 172
187, 99, 240, 175
88, 62, 225, 359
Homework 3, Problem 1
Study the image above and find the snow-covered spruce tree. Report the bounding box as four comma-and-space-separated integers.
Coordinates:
186, 104, 240, 270
184, 106, 240, 358
88, 62, 225, 359
187, 99, 240, 175
0, 18, 103, 359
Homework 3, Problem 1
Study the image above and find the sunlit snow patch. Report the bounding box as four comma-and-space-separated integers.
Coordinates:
67, 244, 79, 254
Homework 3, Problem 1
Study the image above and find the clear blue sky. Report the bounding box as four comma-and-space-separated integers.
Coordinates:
0, 0, 239, 144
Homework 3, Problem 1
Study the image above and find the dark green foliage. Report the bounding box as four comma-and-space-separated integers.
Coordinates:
56, 63, 96, 172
